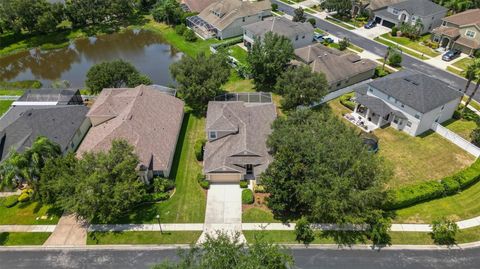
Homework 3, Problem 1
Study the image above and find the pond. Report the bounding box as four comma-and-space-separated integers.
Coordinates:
0, 29, 182, 88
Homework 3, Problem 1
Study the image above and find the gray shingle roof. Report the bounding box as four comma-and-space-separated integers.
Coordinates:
390, 0, 447, 16
204, 101, 276, 175
355, 94, 407, 118
15, 89, 83, 105
0, 105, 89, 161
368, 71, 463, 113
242, 16, 313, 39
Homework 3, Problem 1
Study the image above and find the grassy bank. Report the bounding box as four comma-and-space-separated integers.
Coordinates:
0, 232, 51, 246
87, 231, 201, 245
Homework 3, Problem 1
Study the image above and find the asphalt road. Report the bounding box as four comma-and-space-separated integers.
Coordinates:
273, 0, 479, 100
0, 247, 479, 269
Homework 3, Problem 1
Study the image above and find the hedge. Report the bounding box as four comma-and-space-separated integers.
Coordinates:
239, 180, 249, 188
339, 93, 355, 111
211, 36, 243, 51
194, 139, 206, 161
242, 189, 254, 204
386, 159, 480, 210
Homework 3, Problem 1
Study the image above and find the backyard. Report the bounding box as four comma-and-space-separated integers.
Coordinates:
228, 44, 248, 65
443, 118, 478, 142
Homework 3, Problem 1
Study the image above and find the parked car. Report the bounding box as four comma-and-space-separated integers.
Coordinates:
442, 49, 461, 61
313, 33, 325, 43
364, 20, 377, 29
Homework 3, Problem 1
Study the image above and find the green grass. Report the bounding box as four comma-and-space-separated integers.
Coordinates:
452, 58, 474, 71
447, 66, 465, 76
87, 231, 201, 245
223, 71, 255, 93
0, 197, 62, 225
244, 231, 336, 244
304, 8, 317, 14
379, 33, 440, 58
314, 28, 325, 35
111, 112, 207, 224
463, 96, 480, 111
242, 207, 280, 223
348, 44, 364, 53
0, 100, 14, 116
375, 127, 475, 189
0, 89, 25, 96
272, 10, 285, 16
374, 37, 428, 60
279, 0, 295, 4
443, 118, 478, 141
0, 80, 42, 89
0, 232, 51, 246
325, 17, 356, 30
228, 45, 248, 65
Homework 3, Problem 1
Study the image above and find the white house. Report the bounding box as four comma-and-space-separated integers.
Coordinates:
352, 71, 463, 136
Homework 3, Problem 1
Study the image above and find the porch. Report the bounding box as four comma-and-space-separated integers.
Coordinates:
186, 15, 217, 39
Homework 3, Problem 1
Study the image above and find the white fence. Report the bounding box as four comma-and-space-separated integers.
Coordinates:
431, 122, 480, 158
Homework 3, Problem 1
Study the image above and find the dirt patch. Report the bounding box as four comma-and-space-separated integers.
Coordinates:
242, 192, 270, 212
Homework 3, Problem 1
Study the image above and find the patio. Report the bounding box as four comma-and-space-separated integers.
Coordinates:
344, 112, 379, 133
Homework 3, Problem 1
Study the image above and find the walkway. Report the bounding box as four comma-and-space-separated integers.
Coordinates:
198, 184, 245, 243
0, 190, 21, 197
43, 214, 87, 246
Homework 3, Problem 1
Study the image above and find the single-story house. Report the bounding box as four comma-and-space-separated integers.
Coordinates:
373, 0, 447, 34
0, 105, 91, 161
203, 100, 276, 183
242, 16, 314, 49
294, 44, 377, 92
12, 89, 84, 106
76, 85, 185, 183
431, 9, 480, 56
353, 70, 463, 136
187, 0, 271, 40
182, 0, 217, 12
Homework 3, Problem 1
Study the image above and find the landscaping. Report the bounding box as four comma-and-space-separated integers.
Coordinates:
379, 33, 440, 58
0, 196, 62, 225
374, 37, 428, 60
0, 232, 51, 246
87, 231, 201, 245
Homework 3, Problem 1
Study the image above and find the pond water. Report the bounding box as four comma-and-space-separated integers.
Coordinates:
0, 29, 183, 88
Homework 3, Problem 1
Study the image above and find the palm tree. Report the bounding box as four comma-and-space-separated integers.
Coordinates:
463, 58, 480, 113
463, 61, 479, 93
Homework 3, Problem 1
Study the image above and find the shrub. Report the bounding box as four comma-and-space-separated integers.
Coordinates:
474, 49, 480, 58
197, 173, 206, 183
339, 93, 355, 111
271, 3, 278, 12
471, 128, 480, 147
374, 67, 390, 78
18, 192, 30, 203
195, 138, 206, 161
307, 18, 316, 27
441, 176, 461, 195
183, 29, 197, 42
240, 180, 249, 188
431, 218, 459, 245
242, 189, 254, 204
175, 24, 187, 35
338, 37, 350, 51
153, 177, 175, 193
254, 185, 266, 193
391, 27, 398, 36
2, 195, 18, 208
199, 180, 210, 190
295, 217, 315, 245
388, 51, 402, 67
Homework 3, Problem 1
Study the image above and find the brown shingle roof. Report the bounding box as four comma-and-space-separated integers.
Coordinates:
183, 0, 217, 12
443, 9, 480, 27
431, 26, 460, 38
455, 36, 480, 49
77, 85, 184, 173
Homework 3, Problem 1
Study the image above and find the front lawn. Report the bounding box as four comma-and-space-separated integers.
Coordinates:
87, 231, 201, 245
374, 37, 428, 60
0, 197, 62, 225
242, 207, 280, 223
380, 33, 440, 58
0, 232, 51, 246
443, 118, 478, 142
0, 100, 14, 116
453, 58, 474, 71
111, 113, 207, 224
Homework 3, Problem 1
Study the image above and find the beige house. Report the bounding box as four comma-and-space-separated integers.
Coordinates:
77, 85, 185, 183
432, 9, 480, 56
294, 44, 377, 92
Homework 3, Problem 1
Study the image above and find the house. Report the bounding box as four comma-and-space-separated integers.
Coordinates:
76, 85, 184, 183
242, 16, 314, 49
431, 9, 480, 56
203, 100, 276, 183
186, 0, 271, 40
0, 105, 91, 161
294, 43, 377, 92
352, 71, 462, 136
182, 0, 218, 12
351, 0, 404, 17
372, 0, 447, 34
12, 89, 84, 106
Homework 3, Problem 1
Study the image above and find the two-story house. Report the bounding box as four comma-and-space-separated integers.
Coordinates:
242, 17, 314, 49
373, 0, 447, 34
203, 100, 276, 183
431, 9, 480, 56
352, 71, 462, 136
186, 0, 271, 40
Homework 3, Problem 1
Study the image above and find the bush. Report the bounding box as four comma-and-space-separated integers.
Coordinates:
18, 192, 30, 203
307, 18, 316, 27
240, 180, 249, 188
374, 66, 390, 78
391, 27, 398, 36
199, 180, 210, 190
2, 195, 18, 208
431, 218, 459, 245
195, 138, 206, 161
183, 29, 197, 42
339, 93, 355, 111
153, 177, 175, 193
474, 49, 480, 58
242, 189, 254, 204
197, 173, 206, 183
338, 37, 350, 51
441, 176, 461, 195
271, 3, 278, 12
211, 36, 244, 51
175, 24, 187, 35
295, 217, 315, 245
471, 128, 480, 147
388, 51, 402, 67
143, 192, 170, 202
254, 185, 266, 193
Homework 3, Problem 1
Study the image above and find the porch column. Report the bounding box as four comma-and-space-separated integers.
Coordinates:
354, 103, 359, 113
377, 115, 383, 127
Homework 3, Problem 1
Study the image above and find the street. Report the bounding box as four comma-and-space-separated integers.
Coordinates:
0, 247, 479, 268
272, 0, 479, 100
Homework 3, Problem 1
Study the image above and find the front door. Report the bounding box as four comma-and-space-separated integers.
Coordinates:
246, 164, 253, 175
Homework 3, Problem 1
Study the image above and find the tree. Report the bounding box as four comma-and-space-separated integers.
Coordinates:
295, 217, 315, 245
321, 0, 352, 15
247, 32, 294, 92
153, 231, 294, 268
44, 140, 146, 223
152, 0, 184, 25
463, 58, 480, 113
271, 3, 278, 12
307, 18, 316, 27
261, 109, 392, 244
170, 52, 230, 113
183, 28, 197, 42
85, 60, 152, 94
471, 127, 480, 147
274, 66, 328, 110
431, 218, 459, 245
338, 37, 350, 51
293, 7, 306, 23
388, 50, 402, 67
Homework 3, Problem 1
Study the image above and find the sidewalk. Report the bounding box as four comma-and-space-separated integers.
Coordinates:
0, 190, 21, 197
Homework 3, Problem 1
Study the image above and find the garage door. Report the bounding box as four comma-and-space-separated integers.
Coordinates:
381, 20, 395, 28
208, 173, 242, 183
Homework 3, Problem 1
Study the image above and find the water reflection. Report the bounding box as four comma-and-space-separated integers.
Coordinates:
0, 29, 182, 87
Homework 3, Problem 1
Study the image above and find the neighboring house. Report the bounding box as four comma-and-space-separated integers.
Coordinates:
353, 71, 462, 136
183, 0, 218, 12
242, 16, 314, 49
203, 100, 276, 183
373, 0, 447, 34
431, 9, 480, 56
76, 85, 185, 183
351, 0, 404, 17
294, 44, 377, 92
12, 89, 84, 106
186, 0, 271, 40
0, 105, 91, 161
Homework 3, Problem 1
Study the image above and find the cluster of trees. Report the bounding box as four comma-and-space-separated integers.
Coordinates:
321, 0, 352, 15
432, 0, 480, 13
261, 109, 393, 245
65, 0, 137, 28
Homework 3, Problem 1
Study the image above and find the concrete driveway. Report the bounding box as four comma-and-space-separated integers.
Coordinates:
351, 25, 391, 40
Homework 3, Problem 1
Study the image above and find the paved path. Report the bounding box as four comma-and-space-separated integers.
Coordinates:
198, 184, 245, 243
0, 190, 21, 197
43, 214, 87, 246
0, 225, 55, 233
89, 223, 204, 232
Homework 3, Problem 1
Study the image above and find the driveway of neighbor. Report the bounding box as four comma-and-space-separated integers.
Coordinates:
351, 25, 391, 40
43, 214, 87, 246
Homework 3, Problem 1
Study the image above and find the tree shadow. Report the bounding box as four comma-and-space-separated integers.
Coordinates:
168, 112, 191, 180
0, 233, 9, 245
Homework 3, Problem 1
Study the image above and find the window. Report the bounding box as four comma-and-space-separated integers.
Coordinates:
242, 17, 245, 22
392, 8, 399, 15
406, 121, 412, 127
368, 88, 373, 92
209, 131, 217, 139
302, 35, 305, 39
414, 113, 420, 119
442, 21, 447, 26
466, 30, 476, 38
295, 35, 299, 41
441, 105, 445, 110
